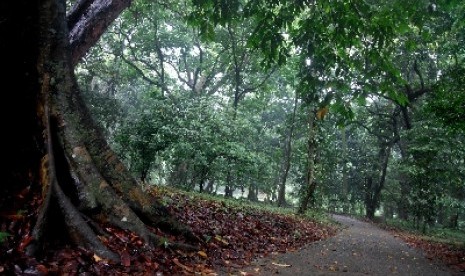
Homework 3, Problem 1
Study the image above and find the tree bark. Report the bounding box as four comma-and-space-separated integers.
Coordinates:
298, 108, 318, 215
365, 144, 392, 220
277, 90, 298, 207
68, 0, 132, 66
247, 183, 259, 201
341, 126, 349, 213
2, 0, 198, 262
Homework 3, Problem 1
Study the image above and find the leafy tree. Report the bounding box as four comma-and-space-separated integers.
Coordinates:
115, 95, 177, 183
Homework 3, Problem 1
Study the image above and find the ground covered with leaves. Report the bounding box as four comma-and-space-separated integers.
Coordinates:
0, 186, 337, 275
2, 186, 463, 275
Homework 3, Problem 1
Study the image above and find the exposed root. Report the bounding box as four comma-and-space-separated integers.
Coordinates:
52, 179, 120, 262
27, 105, 119, 262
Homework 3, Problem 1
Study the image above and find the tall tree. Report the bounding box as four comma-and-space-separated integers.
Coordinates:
2, 0, 197, 262
277, 89, 299, 207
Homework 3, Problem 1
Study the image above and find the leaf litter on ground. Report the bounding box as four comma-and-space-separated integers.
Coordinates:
0, 186, 337, 275
2, 185, 463, 275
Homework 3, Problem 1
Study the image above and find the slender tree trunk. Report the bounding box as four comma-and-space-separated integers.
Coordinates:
298, 108, 318, 215
365, 177, 376, 220
341, 126, 349, 213
365, 145, 392, 220
277, 91, 298, 207
396, 114, 412, 220
204, 179, 215, 193
225, 169, 234, 198
198, 172, 206, 193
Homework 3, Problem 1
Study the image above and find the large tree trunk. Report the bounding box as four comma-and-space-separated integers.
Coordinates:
3, 0, 197, 263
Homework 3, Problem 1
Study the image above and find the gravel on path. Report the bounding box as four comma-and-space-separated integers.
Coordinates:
227, 214, 454, 275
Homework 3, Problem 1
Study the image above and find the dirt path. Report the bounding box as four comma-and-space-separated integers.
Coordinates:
227, 214, 454, 275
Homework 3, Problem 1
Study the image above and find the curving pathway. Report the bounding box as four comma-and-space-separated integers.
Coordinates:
231, 214, 454, 275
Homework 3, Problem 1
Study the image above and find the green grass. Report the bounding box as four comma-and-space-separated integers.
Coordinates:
426, 228, 465, 247
384, 218, 465, 247
158, 186, 336, 226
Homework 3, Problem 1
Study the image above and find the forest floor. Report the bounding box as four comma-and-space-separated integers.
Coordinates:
1, 187, 464, 275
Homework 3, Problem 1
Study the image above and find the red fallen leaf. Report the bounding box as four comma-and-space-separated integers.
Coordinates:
36, 264, 48, 274
121, 250, 131, 267
18, 234, 33, 251
147, 260, 160, 270
17, 186, 31, 199
113, 231, 129, 243
56, 250, 74, 260
129, 233, 143, 245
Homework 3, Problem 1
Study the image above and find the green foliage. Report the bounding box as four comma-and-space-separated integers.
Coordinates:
77, 0, 465, 224
187, 0, 242, 40
427, 65, 465, 131
0, 232, 11, 243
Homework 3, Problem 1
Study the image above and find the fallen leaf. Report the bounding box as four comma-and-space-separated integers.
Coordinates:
272, 262, 291, 267
198, 250, 208, 259
121, 250, 131, 267
93, 254, 102, 262
214, 235, 229, 246
18, 234, 33, 251
173, 258, 194, 273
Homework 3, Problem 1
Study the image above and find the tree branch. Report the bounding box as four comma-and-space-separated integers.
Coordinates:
69, 0, 132, 66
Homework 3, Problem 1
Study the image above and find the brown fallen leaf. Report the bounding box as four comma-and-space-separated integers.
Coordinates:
198, 250, 208, 259
173, 258, 194, 273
